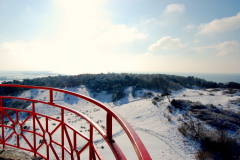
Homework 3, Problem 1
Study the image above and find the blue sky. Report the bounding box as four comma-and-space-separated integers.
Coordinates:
0, 0, 240, 74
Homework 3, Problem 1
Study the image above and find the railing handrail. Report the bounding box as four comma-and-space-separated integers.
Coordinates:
0, 84, 151, 160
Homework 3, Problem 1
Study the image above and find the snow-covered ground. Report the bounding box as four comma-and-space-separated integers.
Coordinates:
2, 86, 240, 159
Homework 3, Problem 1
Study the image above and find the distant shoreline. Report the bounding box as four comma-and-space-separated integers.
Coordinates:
172, 73, 240, 83
0, 71, 59, 84
0, 71, 240, 84
127, 72, 240, 83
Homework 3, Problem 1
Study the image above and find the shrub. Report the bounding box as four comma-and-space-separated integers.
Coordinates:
153, 96, 163, 102
178, 118, 203, 140
196, 150, 212, 160
177, 116, 182, 121
198, 131, 240, 160
112, 90, 125, 102
179, 119, 240, 160
0, 100, 31, 118
167, 105, 175, 113
178, 123, 187, 136
146, 92, 153, 98
23, 125, 30, 130
167, 115, 172, 122
171, 99, 191, 110
152, 100, 157, 106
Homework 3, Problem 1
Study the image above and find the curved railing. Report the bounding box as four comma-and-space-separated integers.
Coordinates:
0, 84, 151, 160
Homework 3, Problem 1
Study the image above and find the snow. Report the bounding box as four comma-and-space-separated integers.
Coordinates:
2, 86, 240, 159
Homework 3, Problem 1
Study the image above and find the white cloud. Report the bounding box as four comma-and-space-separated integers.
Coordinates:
215, 41, 240, 56
141, 4, 185, 28
164, 4, 185, 14
141, 18, 168, 26
196, 12, 240, 35
185, 24, 195, 30
194, 41, 240, 56
0, 0, 148, 74
148, 36, 185, 51
193, 39, 200, 43
100, 24, 147, 45
215, 41, 240, 50
217, 50, 233, 57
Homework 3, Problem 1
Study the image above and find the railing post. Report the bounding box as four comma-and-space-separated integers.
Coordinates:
16, 110, 20, 147
74, 132, 77, 151
32, 101, 37, 158
46, 117, 49, 159
61, 108, 65, 160
0, 97, 5, 149
106, 113, 113, 142
49, 89, 53, 104
89, 125, 96, 160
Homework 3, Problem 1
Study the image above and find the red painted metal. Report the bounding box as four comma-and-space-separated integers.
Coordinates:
0, 84, 151, 160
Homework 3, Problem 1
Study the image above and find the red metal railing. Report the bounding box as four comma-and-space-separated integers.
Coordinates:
0, 84, 151, 160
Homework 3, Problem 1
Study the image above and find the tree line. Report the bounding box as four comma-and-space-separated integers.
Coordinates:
0, 73, 239, 101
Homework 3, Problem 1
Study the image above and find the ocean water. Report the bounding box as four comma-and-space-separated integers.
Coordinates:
170, 73, 240, 83
0, 71, 58, 84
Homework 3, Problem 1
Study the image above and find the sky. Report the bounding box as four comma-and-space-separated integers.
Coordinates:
0, 0, 240, 75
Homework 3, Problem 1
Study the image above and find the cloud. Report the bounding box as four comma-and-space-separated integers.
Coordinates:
193, 39, 200, 43
164, 4, 185, 14
185, 24, 195, 30
141, 4, 185, 28
194, 41, 240, 56
215, 41, 240, 50
196, 12, 240, 35
148, 36, 185, 51
215, 41, 240, 56
141, 18, 168, 26
100, 24, 148, 45
0, 0, 148, 74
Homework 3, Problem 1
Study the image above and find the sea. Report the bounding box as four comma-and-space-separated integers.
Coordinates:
167, 72, 240, 84
0, 71, 59, 84
0, 71, 240, 84
133, 72, 240, 84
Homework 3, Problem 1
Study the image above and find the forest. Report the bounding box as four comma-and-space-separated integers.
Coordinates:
0, 73, 240, 102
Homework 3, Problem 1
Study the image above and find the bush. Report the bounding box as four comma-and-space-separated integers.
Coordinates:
167, 105, 175, 113
178, 123, 187, 136
196, 150, 213, 160
167, 115, 172, 122
153, 96, 163, 102
112, 90, 125, 102
179, 119, 240, 160
172, 99, 240, 131
152, 100, 157, 106
146, 92, 153, 98
171, 99, 191, 110
198, 131, 240, 160
0, 100, 31, 118
178, 118, 203, 140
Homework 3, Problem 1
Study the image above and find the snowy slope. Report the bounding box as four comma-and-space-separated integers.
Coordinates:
3, 86, 240, 160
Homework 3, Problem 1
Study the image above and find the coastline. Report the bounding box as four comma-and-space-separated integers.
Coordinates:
1, 71, 240, 84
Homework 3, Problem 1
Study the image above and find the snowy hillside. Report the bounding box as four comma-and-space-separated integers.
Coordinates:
2, 86, 240, 159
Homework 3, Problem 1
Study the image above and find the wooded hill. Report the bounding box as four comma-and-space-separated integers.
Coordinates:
0, 73, 240, 101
